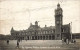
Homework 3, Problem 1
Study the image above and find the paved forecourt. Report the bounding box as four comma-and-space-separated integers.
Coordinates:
0, 40, 80, 50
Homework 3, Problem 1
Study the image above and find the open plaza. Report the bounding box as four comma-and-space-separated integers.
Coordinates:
0, 39, 80, 50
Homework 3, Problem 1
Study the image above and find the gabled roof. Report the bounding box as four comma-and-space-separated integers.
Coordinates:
12, 23, 70, 34
62, 24, 70, 28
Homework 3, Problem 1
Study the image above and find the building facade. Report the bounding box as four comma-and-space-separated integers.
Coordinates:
11, 3, 71, 40
72, 33, 80, 39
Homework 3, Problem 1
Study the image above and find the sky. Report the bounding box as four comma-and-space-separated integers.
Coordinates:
0, 0, 80, 35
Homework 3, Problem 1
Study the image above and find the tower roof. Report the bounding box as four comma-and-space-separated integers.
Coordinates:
11, 27, 14, 32
11, 27, 14, 30
57, 3, 60, 7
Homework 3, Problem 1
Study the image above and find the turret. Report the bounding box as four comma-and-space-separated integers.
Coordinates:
11, 27, 14, 36
35, 21, 38, 26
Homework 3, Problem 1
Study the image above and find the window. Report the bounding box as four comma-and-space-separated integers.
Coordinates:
61, 28, 64, 32
57, 34, 60, 37
45, 31, 46, 34
32, 32, 34, 34
46, 31, 47, 34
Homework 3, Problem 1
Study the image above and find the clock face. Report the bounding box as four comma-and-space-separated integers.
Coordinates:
57, 21, 59, 24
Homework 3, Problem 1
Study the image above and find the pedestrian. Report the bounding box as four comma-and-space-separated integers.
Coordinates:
64, 38, 66, 44
62, 38, 64, 44
66, 39, 69, 45
73, 39, 76, 44
7, 40, 9, 45
17, 40, 19, 48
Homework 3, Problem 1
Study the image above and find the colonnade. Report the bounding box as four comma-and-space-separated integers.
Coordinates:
26, 35, 55, 40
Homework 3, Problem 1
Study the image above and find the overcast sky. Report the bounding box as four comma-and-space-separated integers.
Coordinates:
0, 0, 80, 35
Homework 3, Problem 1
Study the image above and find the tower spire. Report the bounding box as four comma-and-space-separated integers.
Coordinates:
57, 3, 60, 7
11, 27, 14, 32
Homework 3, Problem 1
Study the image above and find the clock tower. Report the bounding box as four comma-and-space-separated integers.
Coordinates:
55, 3, 63, 40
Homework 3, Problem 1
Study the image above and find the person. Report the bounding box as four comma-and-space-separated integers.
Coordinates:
64, 38, 66, 44
62, 38, 64, 44
7, 40, 9, 45
66, 39, 69, 45
73, 39, 76, 44
17, 40, 19, 48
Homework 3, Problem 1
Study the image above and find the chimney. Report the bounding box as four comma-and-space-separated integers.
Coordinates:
45, 25, 47, 27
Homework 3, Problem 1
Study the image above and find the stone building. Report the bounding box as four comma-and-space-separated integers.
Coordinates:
72, 33, 80, 39
11, 3, 71, 40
